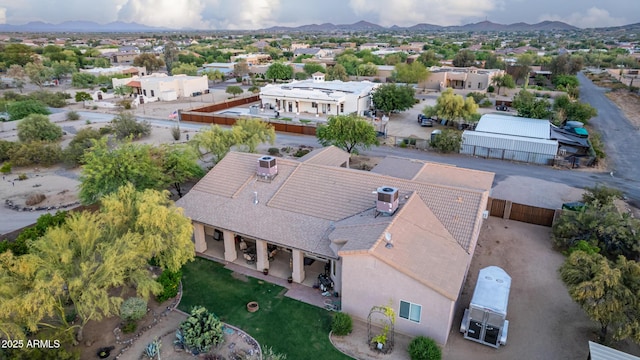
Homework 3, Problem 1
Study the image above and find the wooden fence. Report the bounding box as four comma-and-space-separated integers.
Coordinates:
189, 95, 260, 113
486, 197, 558, 227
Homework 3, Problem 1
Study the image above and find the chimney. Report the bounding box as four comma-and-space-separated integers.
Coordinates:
376, 187, 399, 215
257, 155, 278, 180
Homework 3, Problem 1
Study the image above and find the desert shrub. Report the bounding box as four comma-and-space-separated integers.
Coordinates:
66, 111, 80, 121
120, 297, 148, 322
7, 99, 51, 121
111, 111, 151, 139
0, 162, 11, 174
28, 90, 68, 108
408, 336, 441, 360
589, 132, 605, 159
430, 129, 462, 153
262, 346, 288, 360
180, 306, 224, 354
156, 269, 182, 302
74, 91, 93, 103
331, 312, 353, 336
1, 346, 80, 360
171, 126, 181, 141
267, 147, 280, 156
486, 85, 495, 93
293, 149, 310, 157
62, 127, 103, 166
466, 92, 486, 104
17, 114, 63, 142
8, 141, 62, 167
3, 90, 23, 101
122, 321, 137, 334
479, 99, 493, 108
99, 126, 113, 135
18, 173, 27, 180
581, 185, 622, 207
0, 140, 18, 162
118, 98, 132, 109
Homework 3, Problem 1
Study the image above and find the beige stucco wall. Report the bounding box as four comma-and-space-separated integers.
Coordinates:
340, 253, 456, 345
180, 76, 209, 97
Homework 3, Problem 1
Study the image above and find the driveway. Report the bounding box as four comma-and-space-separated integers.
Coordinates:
444, 217, 640, 359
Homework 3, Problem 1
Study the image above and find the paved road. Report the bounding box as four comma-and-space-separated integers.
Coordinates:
577, 71, 640, 183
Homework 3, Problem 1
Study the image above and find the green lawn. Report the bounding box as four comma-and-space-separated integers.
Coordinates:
179, 258, 351, 359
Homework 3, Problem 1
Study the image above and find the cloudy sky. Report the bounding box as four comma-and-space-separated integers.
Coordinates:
0, 0, 636, 29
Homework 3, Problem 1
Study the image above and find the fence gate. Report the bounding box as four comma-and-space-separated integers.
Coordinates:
509, 203, 555, 226
489, 198, 506, 218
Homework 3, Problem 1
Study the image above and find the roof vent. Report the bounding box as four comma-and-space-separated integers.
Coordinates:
376, 186, 399, 216
257, 155, 278, 180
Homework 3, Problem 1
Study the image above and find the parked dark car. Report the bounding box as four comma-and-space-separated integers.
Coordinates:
496, 104, 508, 111
418, 114, 434, 127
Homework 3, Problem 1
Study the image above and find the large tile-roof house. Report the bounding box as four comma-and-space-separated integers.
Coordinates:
176, 147, 494, 345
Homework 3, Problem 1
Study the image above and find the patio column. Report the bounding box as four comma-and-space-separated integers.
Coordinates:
193, 223, 207, 253
223, 230, 237, 262
255, 239, 269, 271
292, 249, 305, 283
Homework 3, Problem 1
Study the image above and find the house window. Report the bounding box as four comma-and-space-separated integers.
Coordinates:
312, 102, 317, 108
340, 104, 344, 113
332, 260, 337, 277
150, 90, 155, 97
399, 300, 421, 323
478, 82, 482, 89
143, 89, 147, 96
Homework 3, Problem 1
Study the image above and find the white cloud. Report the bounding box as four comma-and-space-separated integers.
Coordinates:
348, 0, 501, 26
0, 8, 6, 24
117, 0, 210, 29
539, 7, 627, 28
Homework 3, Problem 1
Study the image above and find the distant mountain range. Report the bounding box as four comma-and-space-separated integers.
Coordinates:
0, 21, 169, 33
263, 20, 579, 32
0, 19, 636, 33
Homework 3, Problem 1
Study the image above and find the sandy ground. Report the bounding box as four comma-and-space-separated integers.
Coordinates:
606, 91, 640, 129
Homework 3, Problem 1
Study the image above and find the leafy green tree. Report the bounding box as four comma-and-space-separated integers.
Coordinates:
393, 61, 429, 84
452, 50, 476, 67
484, 53, 504, 70
24, 61, 54, 88
160, 144, 204, 198
553, 94, 597, 124
233, 60, 250, 78
79, 139, 166, 204
552, 75, 579, 89
203, 69, 224, 83
8, 140, 62, 166
113, 85, 133, 97
71, 72, 96, 88
371, 84, 416, 116
133, 53, 165, 74
356, 62, 378, 77
582, 185, 622, 207
560, 251, 640, 343
247, 85, 261, 94
225, 85, 243, 98
265, 62, 293, 82
0, 140, 17, 162
163, 41, 179, 75
233, 118, 276, 153
6, 64, 26, 93
549, 54, 584, 77
75, 91, 93, 102
491, 74, 516, 95
432, 88, 479, 121
512, 90, 551, 119
50, 60, 76, 81
316, 113, 379, 154
62, 127, 103, 166
171, 62, 199, 76
110, 111, 151, 140
2, 44, 33, 66
0, 185, 194, 342
7, 99, 50, 121
326, 63, 349, 81
303, 63, 325, 76
430, 129, 462, 153
416, 50, 439, 67
190, 124, 241, 163
17, 114, 63, 142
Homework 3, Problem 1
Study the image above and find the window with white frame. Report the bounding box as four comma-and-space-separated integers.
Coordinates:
399, 300, 421, 323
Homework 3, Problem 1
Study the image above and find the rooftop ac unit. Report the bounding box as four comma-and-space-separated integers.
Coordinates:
376, 186, 399, 215
257, 155, 278, 179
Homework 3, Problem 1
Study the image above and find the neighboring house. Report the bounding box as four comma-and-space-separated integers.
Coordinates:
79, 66, 146, 78
461, 114, 560, 165
118, 46, 140, 54
230, 53, 272, 65
176, 147, 494, 345
293, 48, 333, 59
259, 74, 378, 116
202, 62, 236, 75
112, 73, 208, 101
110, 52, 137, 64
421, 66, 505, 91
